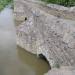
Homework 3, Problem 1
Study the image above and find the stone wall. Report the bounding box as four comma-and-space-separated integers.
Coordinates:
15, 0, 75, 69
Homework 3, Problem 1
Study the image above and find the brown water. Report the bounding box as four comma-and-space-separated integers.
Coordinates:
0, 8, 50, 75
17, 46, 50, 75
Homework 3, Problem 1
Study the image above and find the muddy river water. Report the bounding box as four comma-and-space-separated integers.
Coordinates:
0, 8, 50, 75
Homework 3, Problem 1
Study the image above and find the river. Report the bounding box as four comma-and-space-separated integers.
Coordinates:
0, 7, 50, 75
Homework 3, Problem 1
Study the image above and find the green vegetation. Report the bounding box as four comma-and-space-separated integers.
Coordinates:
41, 0, 75, 7
55, 63, 60, 68
0, 0, 13, 11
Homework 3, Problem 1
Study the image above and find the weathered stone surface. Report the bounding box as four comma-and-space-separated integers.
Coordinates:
44, 66, 75, 75
15, 0, 75, 74
47, 4, 75, 13
16, 4, 75, 67
47, 4, 69, 11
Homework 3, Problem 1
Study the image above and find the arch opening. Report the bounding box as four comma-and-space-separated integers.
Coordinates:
38, 54, 51, 69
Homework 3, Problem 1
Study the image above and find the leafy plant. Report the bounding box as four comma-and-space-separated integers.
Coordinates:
41, 0, 75, 7
0, 0, 13, 11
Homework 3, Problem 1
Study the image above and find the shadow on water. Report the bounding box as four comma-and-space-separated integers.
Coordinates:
0, 7, 50, 75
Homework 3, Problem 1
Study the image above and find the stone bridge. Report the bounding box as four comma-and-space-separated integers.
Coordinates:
14, 0, 75, 74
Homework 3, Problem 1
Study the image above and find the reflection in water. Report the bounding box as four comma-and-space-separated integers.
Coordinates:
17, 46, 50, 75
0, 7, 50, 75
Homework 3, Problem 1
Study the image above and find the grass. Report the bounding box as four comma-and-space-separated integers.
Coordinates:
0, 0, 13, 11
41, 0, 75, 7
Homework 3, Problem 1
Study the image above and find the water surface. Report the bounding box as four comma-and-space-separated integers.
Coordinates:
17, 46, 50, 75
